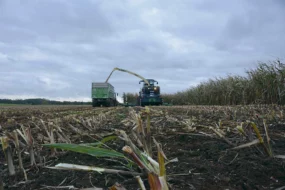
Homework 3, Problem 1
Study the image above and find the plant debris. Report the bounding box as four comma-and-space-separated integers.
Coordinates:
0, 105, 285, 189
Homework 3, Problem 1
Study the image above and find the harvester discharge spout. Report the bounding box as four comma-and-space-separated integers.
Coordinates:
105, 67, 150, 86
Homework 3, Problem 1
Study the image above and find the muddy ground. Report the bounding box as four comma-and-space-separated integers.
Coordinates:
0, 105, 285, 190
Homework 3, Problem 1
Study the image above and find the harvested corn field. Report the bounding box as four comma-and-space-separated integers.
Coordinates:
0, 105, 285, 190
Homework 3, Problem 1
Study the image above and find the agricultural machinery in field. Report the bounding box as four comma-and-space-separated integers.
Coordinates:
91, 82, 118, 107
137, 79, 163, 106
91, 67, 162, 107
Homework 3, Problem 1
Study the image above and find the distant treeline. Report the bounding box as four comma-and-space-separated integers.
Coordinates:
162, 59, 285, 105
0, 98, 91, 105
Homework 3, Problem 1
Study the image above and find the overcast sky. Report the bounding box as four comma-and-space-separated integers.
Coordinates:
0, 0, 284, 102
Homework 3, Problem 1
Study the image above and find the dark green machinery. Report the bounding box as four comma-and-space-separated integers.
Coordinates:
91, 82, 117, 107
137, 79, 163, 106
92, 67, 163, 107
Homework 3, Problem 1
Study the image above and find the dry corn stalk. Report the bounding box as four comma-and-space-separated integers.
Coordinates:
148, 172, 162, 190
41, 120, 56, 156
1, 136, 15, 176
17, 125, 36, 165
53, 124, 71, 143
232, 139, 260, 150
47, 163, 141, 176
122, 146, 149, 172
236, 122, 246, 136
136, 176, 146, 190
263, 119, 272, 156
109, 182, 127, 190
233, 121, 273, 157
153, 138, 169, 190
145, 107, 152, 157
209, 127, 234, 146
12, 131, 27, 181
274, 155, 285, 159
250, 122, 272, 156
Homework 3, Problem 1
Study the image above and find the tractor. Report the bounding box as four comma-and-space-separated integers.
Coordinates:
137, 79, 163, 106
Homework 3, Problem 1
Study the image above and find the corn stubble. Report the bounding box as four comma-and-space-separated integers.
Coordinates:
42, 106, 170, 190
0, 106, 125, 188
1, 104, 284, 189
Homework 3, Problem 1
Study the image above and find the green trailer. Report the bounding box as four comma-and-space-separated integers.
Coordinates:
91, 82, 117, 107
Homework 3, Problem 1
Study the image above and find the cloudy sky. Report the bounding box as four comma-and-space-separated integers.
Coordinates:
0, 0, 284, 102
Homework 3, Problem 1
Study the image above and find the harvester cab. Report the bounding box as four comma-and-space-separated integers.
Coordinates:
137, 79, 163, 106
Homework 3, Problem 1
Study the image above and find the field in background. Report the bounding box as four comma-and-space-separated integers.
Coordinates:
0, 105, 285, 189
0, 104, 24, 106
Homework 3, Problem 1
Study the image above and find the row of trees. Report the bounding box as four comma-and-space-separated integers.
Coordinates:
161, 60, 285, 105
0, 98, 91, 105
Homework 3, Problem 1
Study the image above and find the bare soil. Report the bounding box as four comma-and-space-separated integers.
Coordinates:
0, 105, 285, 190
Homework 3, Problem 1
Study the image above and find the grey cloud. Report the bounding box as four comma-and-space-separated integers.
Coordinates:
0, 0, 113, 43
215, 0, 285, 55
0, 0, 284, 101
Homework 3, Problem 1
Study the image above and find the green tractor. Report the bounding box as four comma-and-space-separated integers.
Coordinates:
137, 79, 163, 106
91, 82, 118, 107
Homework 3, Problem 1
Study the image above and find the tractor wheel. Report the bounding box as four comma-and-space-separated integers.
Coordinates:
107, 99, 112, 107
92, 99, 97, 107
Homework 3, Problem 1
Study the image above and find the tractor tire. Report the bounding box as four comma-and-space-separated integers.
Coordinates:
106, 99, 111, 107
110, 99, 115, 107
92, 99, 97, 107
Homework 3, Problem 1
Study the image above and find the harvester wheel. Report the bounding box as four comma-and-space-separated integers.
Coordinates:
92, 99, 97, 107
107, 99, 112, 107
110, 100, 115, 107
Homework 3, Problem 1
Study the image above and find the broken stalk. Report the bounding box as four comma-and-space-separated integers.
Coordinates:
250, 122, 271, 157
17, 125, 36, 166
1, 137, 15, 176
13, 131, 28, 181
